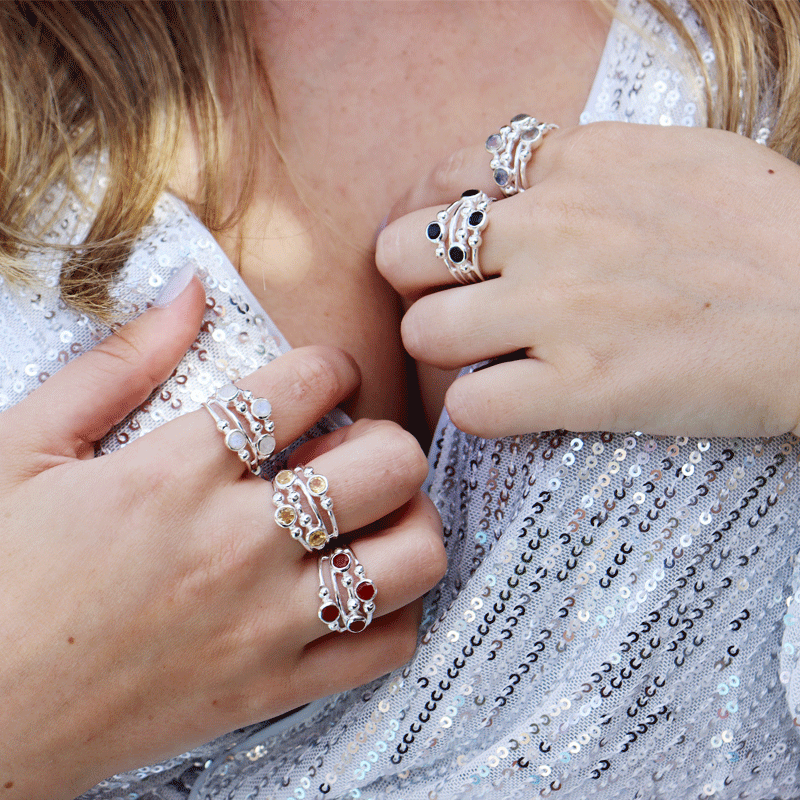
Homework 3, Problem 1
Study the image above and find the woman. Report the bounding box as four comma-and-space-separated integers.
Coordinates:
3, 1, 800, 799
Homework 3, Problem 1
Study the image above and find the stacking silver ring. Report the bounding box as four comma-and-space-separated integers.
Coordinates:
203, 383, 276, 473
318, 547, 376, 633
485, 114, 558, 196
426, 189, 493, 284
272, 465, 339, 551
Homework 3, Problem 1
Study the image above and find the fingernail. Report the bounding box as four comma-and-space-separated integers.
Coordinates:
153, 263, 195, 307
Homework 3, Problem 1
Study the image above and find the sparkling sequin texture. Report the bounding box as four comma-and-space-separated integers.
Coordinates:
2, 1, 797, 798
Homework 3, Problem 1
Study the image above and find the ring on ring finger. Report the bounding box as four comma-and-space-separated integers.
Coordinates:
318, 547, 377, 633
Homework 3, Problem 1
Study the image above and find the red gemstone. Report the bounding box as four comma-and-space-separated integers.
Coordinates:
356, 581, 375, 601
332, 552, 350, 570
320, 604, 340, 623
349, 618, 366, 633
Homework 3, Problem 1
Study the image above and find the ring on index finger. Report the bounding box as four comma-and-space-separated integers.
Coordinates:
485, 114, 557, 196
426, 189, 493, 284
203, 383, 276, 474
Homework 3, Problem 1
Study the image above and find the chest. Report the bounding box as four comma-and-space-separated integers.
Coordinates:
218, 1, 609, 425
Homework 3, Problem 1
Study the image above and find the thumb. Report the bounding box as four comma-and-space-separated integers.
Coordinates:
6, 268, 206, 464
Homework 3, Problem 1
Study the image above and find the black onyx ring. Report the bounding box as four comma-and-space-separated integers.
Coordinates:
426, 189, 493, 284
485, 114, 558, 196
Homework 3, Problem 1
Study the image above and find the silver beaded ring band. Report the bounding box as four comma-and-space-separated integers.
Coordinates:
426, 189, 493, 284
272, 465, 339, 551
485, 114, 558, 196
203, 383, 276, 473
318, 547, 376, 633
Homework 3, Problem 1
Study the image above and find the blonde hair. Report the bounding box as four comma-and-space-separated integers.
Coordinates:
1, 1, 799, 319
0, 1, 267, 319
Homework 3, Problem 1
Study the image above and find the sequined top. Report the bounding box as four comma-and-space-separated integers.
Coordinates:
5, 1, 799, 798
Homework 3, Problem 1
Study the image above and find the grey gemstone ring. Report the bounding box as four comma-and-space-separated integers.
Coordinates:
203, 383, 276, 473
426, 189, 494, 284
485, 114, 558, 196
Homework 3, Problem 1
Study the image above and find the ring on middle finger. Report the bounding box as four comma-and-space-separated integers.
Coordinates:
485, 113, 558, 196
272, 465, 339, 551
426, 189, 493, 284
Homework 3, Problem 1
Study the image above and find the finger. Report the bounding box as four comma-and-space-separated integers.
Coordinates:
444, 357, 602, 438
128, 345, 361, 483
256, 419, 427, 539
296, 602, 423, 700
386, 144, 501, 225
291, 492, 443, 640
401, 277, 532, 370
5, 273, 206, 463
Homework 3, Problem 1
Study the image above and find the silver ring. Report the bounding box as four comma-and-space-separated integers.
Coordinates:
485, 114, 558, 196
318, 547, 376, 633
203, 383, 276, 473
272, 465, 339, 551
426, 189, 493, 284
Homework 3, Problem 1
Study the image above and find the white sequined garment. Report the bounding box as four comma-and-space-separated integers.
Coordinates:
4, 1, 799, 798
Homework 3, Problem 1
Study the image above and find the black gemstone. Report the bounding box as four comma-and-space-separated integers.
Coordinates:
426, 222, 441, 241
461, 189, 479, 197
468, 211, 484, 227
449, 246, 465, 263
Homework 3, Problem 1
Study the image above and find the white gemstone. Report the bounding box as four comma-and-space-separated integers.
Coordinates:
225, 430, 248, 451
256, 434, 275, 456
218, 384, 239, 402
252, 398, 272, 418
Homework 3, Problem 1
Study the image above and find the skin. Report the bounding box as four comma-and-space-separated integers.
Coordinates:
17, 2, 800, 797
0, 282, 446, 800
376, 123, 800, 439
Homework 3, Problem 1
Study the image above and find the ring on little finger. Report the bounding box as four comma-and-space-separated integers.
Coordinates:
318, 547, 377, 633
203, 383, 276, 474
485, 113, 557, 196
272, 465, 339, 551
426, 189, 493, 284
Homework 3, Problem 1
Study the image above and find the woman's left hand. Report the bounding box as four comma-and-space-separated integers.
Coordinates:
377, 122, 800, 439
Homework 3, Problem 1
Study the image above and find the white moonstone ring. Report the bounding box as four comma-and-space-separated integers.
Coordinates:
203, 383, 276, 474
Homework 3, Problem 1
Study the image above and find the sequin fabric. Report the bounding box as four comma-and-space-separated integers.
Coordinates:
6, 0, 796, 798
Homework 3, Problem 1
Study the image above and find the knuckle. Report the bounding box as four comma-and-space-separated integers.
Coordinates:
284, 347, 345, 408
373, 420, 428, 483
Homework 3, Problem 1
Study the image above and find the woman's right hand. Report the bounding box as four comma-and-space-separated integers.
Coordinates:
0, 278, 445, 800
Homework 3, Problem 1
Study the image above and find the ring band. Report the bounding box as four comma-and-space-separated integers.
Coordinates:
318, 547, 376, 633
272, 465, 339, 551
203, 383, 276, 473
426, 189, 493, 284
485, 114, 557, 196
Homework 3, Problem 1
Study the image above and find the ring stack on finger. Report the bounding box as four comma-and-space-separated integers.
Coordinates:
426, 189, 493, 284
485, 114, 558, 195
203, 383, 276, 473
272, 465, 339, 551
317, 547, 377, 633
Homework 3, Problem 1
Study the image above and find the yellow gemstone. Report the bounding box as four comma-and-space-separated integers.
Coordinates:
275, 506, 296, 527
308, 475, 327, 495
307, 530, 327, 548
275, 470, 294, 487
